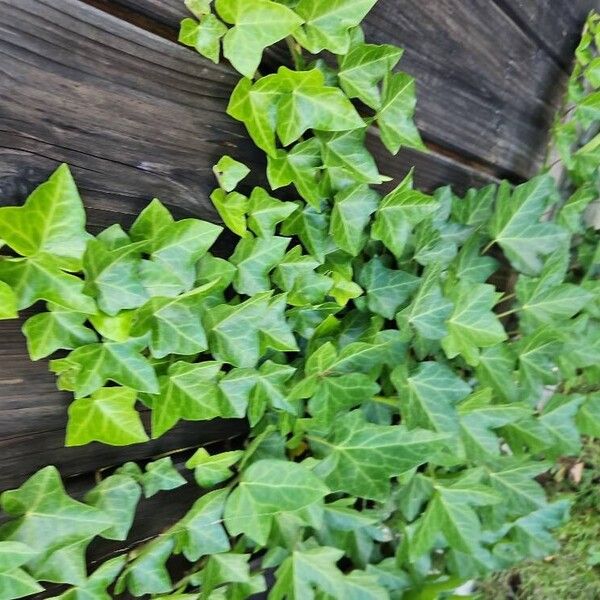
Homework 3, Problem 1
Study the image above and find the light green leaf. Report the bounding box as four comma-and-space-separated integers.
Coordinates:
330, 184, 379, 256
338, 43, 403, 109
66, 386, 148, 447
396, 264, 452, 340
213, 156, 250, 192
84, 475, 142, 541
267, 138, 325, 208
359, 257, 419, 319
441, 282, 507, 366
0, 467, 111, 585
476, 344, 519, 403
539, 394, 584, 458
224, 459, 329, 545
311, 410, 450, 501
376, 72, 425, 154
0, 255, 96, 313
199, 553, 252, 597
210, 189, 249, 238
23, 305, 97, 360
0, 281, 18, 319
281, 203, 335, 262
54, 337, 159, 398
186, 449, 244, 487
0, 542, 43, 600
173, 489, 230, 561
393, 361, 471, 437
141, 457, 187, 499
577, 392, 600, 436
293, 0, 378, 54
179, 15, 227, 64
0, 164, 90, 270
131, 282, 216, 359
247, 187, 298, 237
185, 0, 212, 18
371, 172, 438, 258
216, 0, 303, 78
488, 176, 568, 275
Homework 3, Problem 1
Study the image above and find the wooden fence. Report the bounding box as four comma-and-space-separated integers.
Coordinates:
0, 0, 596, 583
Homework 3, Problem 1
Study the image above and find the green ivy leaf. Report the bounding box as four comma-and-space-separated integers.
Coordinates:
330, 184, 379, 256
441, 282, 507, 366
371, 172, 438, 258
179, 15, 228, 63
281, 203, 335, 262
293, 0, 378, 54
216, 0, 303, 78
0, 281, 18, 319
0, 542, 43, 600
230, 235, 290, 295
0, 467, 112, 585
199, 553, 252, 597
186, 449, 244, 487
211, 189, 249, 238
23, 304, 97, 360
488, 176, 568, 275
83, 475, 142, 541
311, 410, 450, 501
376, 72, 425, 154
141, 457, 187, 499
577, 392, 600, 436
338, 43, 403, 109
359, 257, 419, 320
66, 387, 149, 447
0, 255, 96, 313
247, 187, 298, 237
213, 155, 250, 192
0, 164, 90, 271
224, 459, 329, 545
54, 337, 159, 399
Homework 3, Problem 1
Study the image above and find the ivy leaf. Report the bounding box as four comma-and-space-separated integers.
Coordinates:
179, 15, 227, 64
259, 293, 299, 353
488, 176, 568, 275
0, 281, 17, 319
228, 77, 281, 156
330, 185, 379, 256
173, 489, 230, 561
358, 257, 419, 319
230, 235, 290, 295
476, 344, 519, 403
376, 72, 425, 154
54, 337, 159, 399
318, 129, 387, 185
115, 537, 175, 597
267, 138, 325, 208
371, 172, 438, 258
211, 189, 249, 238
311, 410, 450, 501
0, 542, 43, 600
205, 292, 272, 367
200, 553, 252, 597
150, 361, 236, 438
441, 282, 507, 366
269, 546, 345, 599
451, 184, 496, 228
66, 387, 149, 447
213, 155, 250, 192
411, 483, 501, 559
186, 449, 244, 487
450, 234, 499, 283
338, 43, 403, 110
0, 164, 90, 271
185, 0, 212, 18
83, 474, 142, 541
131, 282, 217, 359
23, 304, 97, 360
0, 255, 96, 313
396, 264, 453, 340
293, 0, 378, 54
247, 187, 298, 237
48, 556, 126, 600
224, 459, 329, 545
393, 362, 471, 438
281, 203, 335, 262
82, 238, 148, 315
539, 394, 584, 458
216, 0, 303, 78
577, 392, 600, 436
141, 457, 187, 499
0, 467, 111, 585
263, 67, 365, 146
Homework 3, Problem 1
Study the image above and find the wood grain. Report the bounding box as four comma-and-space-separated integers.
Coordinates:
113, 0, 582, 179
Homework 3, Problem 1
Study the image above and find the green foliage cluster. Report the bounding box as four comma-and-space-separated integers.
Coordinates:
0, 1, 598, 598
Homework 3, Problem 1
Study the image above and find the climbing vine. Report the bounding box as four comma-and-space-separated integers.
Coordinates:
0, 2, 598, 598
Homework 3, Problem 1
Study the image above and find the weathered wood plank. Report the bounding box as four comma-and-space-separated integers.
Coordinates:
114, 0, 570, 179
493, 0, 598, 70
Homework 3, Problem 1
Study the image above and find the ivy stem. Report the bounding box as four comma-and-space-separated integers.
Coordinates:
501, 292, 516, 302
482, 240, 495, 254
286, 36, 305, 70
497, 307, 519, 319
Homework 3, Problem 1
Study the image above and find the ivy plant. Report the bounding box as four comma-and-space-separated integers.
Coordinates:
0, 2, 598, 598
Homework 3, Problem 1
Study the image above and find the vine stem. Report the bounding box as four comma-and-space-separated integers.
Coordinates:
497, 307, 519, 319
286, 36, 305, 70
482, 240, 495, 254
